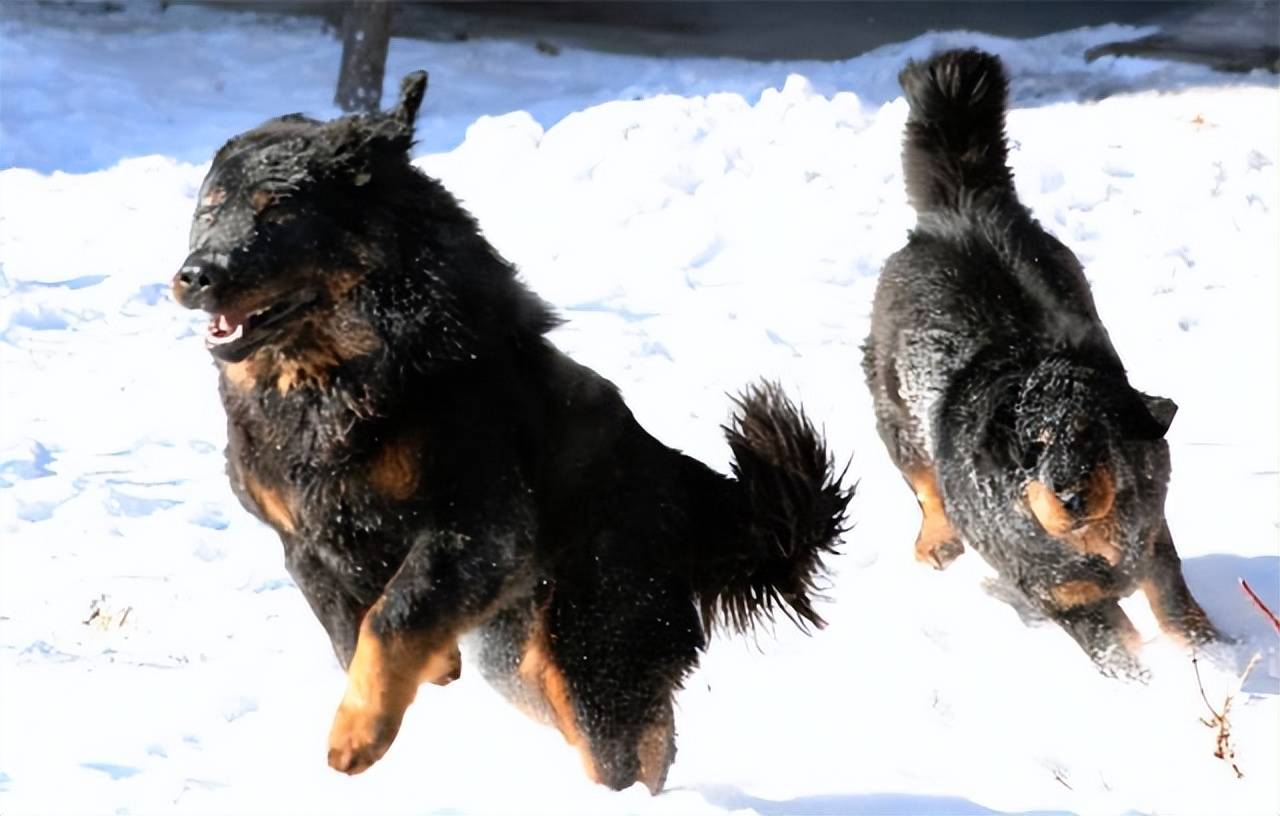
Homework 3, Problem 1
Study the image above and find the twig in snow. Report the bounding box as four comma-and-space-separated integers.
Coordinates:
82, 594, 133, 630
1192, 652, 1261, 779
1239, 578, 1280, 632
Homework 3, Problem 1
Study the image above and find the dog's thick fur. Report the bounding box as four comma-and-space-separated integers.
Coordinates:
173, 73, 851, 791
862, 49, 1220, 676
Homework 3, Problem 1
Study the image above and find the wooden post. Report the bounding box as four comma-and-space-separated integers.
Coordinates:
335, 1, 393, 113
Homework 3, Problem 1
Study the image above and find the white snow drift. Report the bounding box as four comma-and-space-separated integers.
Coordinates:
0, 6, 1277, 816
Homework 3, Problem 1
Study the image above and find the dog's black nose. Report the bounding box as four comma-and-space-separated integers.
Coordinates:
1058, 491, 1087, 515
172, 254, 226, 308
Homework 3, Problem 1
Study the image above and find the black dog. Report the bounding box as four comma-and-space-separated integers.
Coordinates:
171, 73, 851, 791
862, 49, 1220, 676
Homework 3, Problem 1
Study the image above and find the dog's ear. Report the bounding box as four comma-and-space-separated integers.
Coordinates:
974, 402, 1022, 478
1124, 389, 1177, 440
1140, 392, 1178, 430
354, 71, 427, 158
391, 71, 428, 129
309, 71, 428, 184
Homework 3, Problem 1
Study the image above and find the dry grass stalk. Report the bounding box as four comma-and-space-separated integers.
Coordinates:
1193, 652, 1260, 780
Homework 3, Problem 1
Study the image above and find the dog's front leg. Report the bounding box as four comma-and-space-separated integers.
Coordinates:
286, 547, 368, 670
327, 525, 532, 775
1031, 565, 1146, 680
1139, 522, 1223, 647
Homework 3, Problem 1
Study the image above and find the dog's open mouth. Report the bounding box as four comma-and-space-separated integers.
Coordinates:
204, 290, 319, 361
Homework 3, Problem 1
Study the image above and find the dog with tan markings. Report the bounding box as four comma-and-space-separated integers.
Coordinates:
862, 49, 1222, 677
173, 72, 851, 791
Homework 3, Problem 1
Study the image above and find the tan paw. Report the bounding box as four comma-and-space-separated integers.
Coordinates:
915, 531, 964, 570
429, 645, 462, 687
327, 701, 401, 775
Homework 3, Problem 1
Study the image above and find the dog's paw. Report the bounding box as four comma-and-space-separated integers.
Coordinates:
429, 645, 462, 687
916, 534, 964, 570
1095, 650, 1150, 684
327, 702, 400, 775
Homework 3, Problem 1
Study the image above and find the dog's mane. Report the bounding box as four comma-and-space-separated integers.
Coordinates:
354, 163, 559, 371
217, 144, 559, 462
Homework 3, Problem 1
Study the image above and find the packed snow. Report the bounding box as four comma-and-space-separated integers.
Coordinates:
1, 5, 1277, 816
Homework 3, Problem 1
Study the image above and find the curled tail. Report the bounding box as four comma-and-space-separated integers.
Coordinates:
899, 48, 1014, 213
697, 382, 852, 634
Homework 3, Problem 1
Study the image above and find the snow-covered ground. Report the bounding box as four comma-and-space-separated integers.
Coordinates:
1, 5, 1277, 815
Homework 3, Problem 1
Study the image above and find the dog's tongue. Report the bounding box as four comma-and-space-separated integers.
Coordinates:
205, 312, 245, 346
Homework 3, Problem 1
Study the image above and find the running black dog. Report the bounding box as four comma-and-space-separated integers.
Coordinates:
862, 49, 1220, 676
172, 73, 851, 791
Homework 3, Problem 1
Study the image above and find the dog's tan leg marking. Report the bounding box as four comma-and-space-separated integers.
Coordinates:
1051, 582, 1143, 651
327, 606, 460, 775
906, 467, 963, 569
1050, 580, 1111, 608
517, 613, 602, 785
1049, 583, 1144, 657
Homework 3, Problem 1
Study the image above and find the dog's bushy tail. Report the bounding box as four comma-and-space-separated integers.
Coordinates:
697, 382, 852, 635
899, 48, 1014, 213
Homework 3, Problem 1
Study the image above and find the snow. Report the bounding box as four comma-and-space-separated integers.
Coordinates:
1, 5, 1277, 815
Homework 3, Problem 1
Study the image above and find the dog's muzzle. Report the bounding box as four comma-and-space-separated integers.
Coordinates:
172, 253, 228, 310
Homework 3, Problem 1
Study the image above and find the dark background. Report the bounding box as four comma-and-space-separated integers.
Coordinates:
202, 1, 1277, 68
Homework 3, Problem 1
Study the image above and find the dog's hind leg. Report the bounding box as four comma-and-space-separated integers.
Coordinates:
507, 601, 608, 787
905, 465, 964, 569
1139, 523, 1222, 648
533, 576, 698, 794
633, 698, 677, 794
479, 596, 682, 793
865, 344, 961, 569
